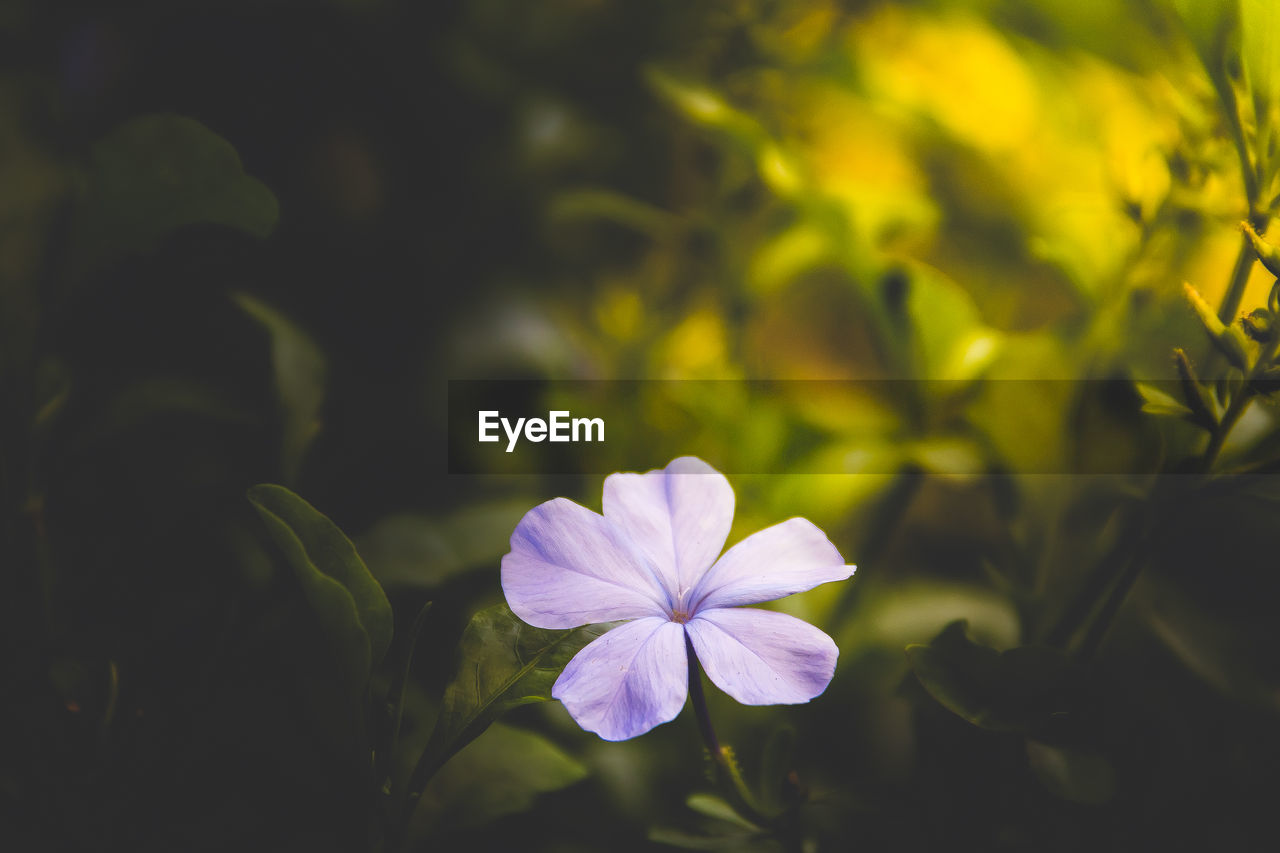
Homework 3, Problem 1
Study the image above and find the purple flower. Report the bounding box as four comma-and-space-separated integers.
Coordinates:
501, 457, 856, 741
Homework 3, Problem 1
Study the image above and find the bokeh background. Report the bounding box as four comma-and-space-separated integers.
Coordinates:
4, 0, 1280, 850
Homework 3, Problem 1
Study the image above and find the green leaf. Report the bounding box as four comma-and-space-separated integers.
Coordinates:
647, 825, 774, 851
247, 484, 393, 674
74, 114, 278, 274
968, 333, 1078, 476
415, 604, 609, 784
356, 499, 532, 589
644, 67, 801, 196
546, 188, 675, 238
409, 723, 587, 837
1026, 740, 1116, 805
839, 580, 1021, 658
383, 600, 433, 794
644, 68, 761, 144
686, 794, 760, 831
1172, 0, 1241, 84
757, 725, 799, 815
747, 222, 831, 296
900, 262, 1003, 383
1139, 575, 1280, 712
233, 293, 326, 485
905, 435, 987, 481
1242, 0, 1280, 176
1135, 382, 1195, 419
906, 620, 1081, 733
64, 378, 258, 456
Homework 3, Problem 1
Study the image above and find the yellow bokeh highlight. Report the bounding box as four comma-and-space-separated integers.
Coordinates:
594, 284, 644, 343
657, 306, 730, 379
796, 86, 938, 248
854, 8, 1039, 155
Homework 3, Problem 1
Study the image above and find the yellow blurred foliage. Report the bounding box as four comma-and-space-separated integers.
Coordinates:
854, 9, 1039, 155
657, 306, 731, 379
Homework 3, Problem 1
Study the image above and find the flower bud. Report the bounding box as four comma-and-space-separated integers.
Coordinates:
1240, 308, 1275, 343
1183, 282, 1249, 369
1173, 347, 1218, 429
1242, 221, 1280, 279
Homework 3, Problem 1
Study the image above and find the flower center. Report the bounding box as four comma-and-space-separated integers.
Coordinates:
670, 608, 691, 624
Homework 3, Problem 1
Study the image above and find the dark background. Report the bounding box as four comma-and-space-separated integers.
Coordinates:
3, 1, 1280, 851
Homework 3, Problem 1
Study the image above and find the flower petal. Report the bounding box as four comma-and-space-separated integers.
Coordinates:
602, 456, 734, 608
501, 498, 669, 629
688, 518, 854, 611
552, 616, 688, 740
685, 607, 837, 705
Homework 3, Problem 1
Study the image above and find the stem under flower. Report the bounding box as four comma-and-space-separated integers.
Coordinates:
686, 636, 722, 757
685, 634, 770, 827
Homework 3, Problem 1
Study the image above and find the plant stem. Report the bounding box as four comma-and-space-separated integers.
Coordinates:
1201, 323, 1280, 472
687, 640, 722, 757
1040, 508, 1143, 648
1218, 231, 1257, 326
1075, 548, 1148, 660
385, 600, 433, 797
1216, 75, 1259, 219
1053, 233, 1270, 651
381, 600, 436, 853
1199, 384, 1252, 472
685, 634, 769, 827
1051, 70, 1272, 662
1214, 52, 1270, 325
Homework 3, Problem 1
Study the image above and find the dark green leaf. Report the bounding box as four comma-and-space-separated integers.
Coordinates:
757, 725, 798, 815
838, 580, 1020, 659
1241, 0, 1280, 180
645, 68, 763, 146
647, 825, 775, 851
902, 263, 1002, 384
1135, 382, 1194, 418
408, 723, 587, 837
1139, 575, 1280, 712
686, 794, 760, 831
357, 499, 531, 588
74, 114, 278, 274
1026, 740, 1116, 805
547, 188, 676, 237
247, 484, 393, 674
416, 604, 609, 783
906, 620, 1080, 733
383, 599, 433, 793
1172, 0, 1241, 84
67, 378, 258, 456
233, 293, 326, 485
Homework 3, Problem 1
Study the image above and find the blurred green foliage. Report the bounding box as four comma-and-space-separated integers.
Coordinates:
4, 0, 1280, 851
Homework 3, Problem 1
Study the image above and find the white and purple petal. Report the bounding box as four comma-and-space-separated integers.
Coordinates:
501, 498, 669, 629
685, 607, 838, 705
602, 456, 734, 606
688, 517, 854, 612
552, 617, 689, 741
